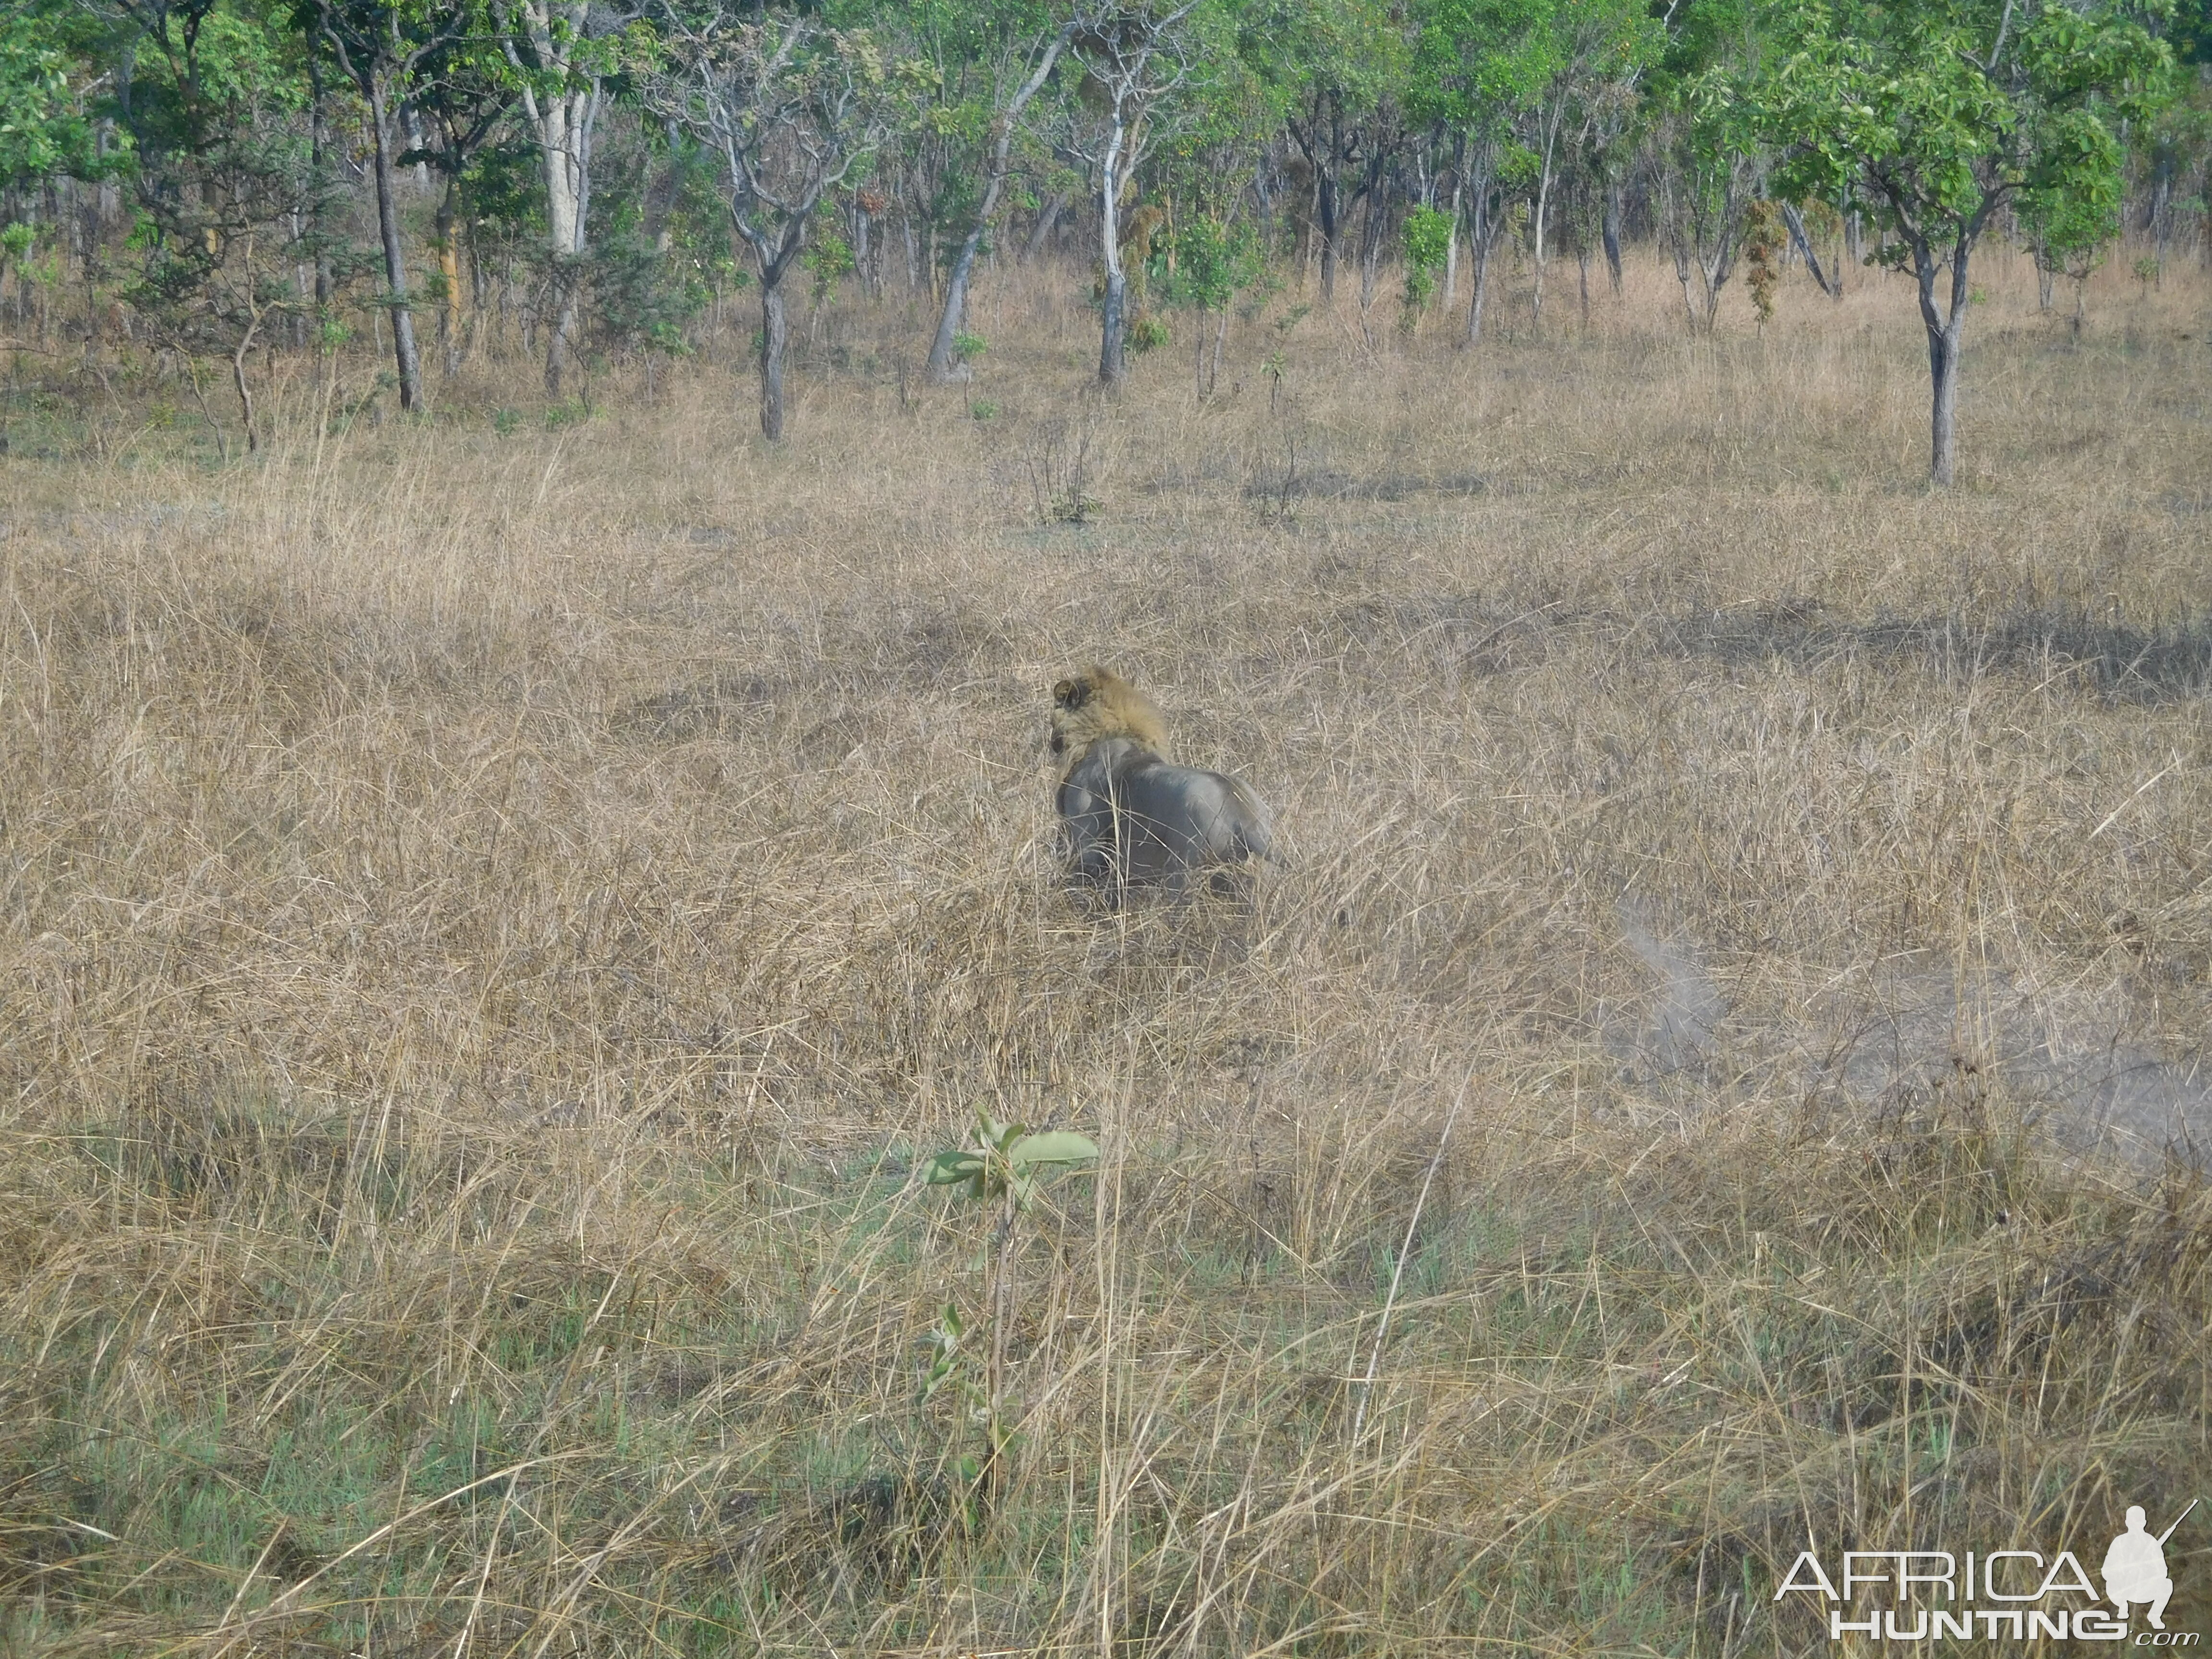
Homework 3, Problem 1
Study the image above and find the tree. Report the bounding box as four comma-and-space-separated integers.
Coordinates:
1254, 0, 1407, 306
649, 8, 890, 438
913, 1, 1077, 385
310, 0, 472, 412
1413, 0, 1654, 332
1153, 39, 1274, 388
496, 0, 638, 396
1509, 0, 1656, 325
96, 0, 330, 449
1409, 0, 1536, 341
2020, 165, 2117, 324
2137, 53, 2210, 274
0, 2, 107, 193
1056, 0, 1205, 386
1649, 96, 1755, 331
1740, 0, 2172, 484
405, 33, 515, 377
1163, 211, 1259, 394
1647, 0, 1773, 332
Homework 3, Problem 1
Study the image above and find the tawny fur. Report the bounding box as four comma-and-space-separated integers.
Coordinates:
1050, 666, 1170, 770
1047, 667, 1276, 897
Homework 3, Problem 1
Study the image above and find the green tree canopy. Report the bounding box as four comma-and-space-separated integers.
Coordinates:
1737, 0, 2173, 482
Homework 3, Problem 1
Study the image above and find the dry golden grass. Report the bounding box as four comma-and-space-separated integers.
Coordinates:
1, 245, 2210, 1656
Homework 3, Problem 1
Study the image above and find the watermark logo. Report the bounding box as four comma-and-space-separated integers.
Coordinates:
2106, 1505, 2183, 1633
1775, 1499, 2200, 1643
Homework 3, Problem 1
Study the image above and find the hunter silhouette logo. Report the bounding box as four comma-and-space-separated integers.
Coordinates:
2105, 1501, 2196, 1634
1774, 1498, 2201, 1643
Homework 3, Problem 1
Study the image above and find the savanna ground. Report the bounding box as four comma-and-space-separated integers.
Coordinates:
1, 243, 2210, 1657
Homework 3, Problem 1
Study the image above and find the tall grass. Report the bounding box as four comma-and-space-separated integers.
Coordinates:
0, 246, 2208, 1655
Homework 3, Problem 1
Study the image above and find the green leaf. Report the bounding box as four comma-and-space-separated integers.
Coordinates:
924, 1151, 983, 1185
1006, 1130, 1099, 1169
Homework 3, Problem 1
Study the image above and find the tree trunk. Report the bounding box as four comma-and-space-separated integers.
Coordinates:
646, 120, 683, 253
1357, 157, 1386, 312
1530, 180, 1549, 323
231, 313, 260, 452
759, 278, 787, 439
1315, 166, 1339, 305
1097, 108, 1128, 387
927, 36, 1064, 384
1602, 185, 1623, 295
927, 225, 986, 382
1671, 229, 1701, 333
1466, 228, 1493, 344
436, 176, 465, 377
1530, 104, 1561, 325
1928, 318, 1961, 486
1292, 163, 1317, 289
1254, 154, 1275, 265
366, 82, 424, 410
545, 280, 578, 397
1020, 191, 1065, 264
852, 204, 874, 293
1443, 171, 1462, 305
1781, 202, 1842, 299
310, 65, 332, 310
1099, 266, 1126, 385
525, 76, 598, 397
1209, 304, 1226, 397
1914, 237, 1970, 487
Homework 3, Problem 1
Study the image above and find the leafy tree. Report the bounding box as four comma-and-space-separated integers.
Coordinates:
1, 2, 109, 191
405, 30, 517, 377
649, 7, 892, 438
496, 0, 644, 395
1162, 210, 1258, 392
1054, 0, 1209, 386
308, 0, 474, 412
1398, 197, 1449, 313
1252, 0, 1408, 305
2020, 164, 2117, 322
1643, 0, 1761, 329
1148, 19, 1274, 384
1408, 0, 1537, 340
97, 0, 331, 448
1739, 0, 2173, 484
580, 125, 717, 371
2137, 54, 2210, 271
1505, 0, 1657, 325
904, 0, 1078, 385
1649, 87, 1758, 332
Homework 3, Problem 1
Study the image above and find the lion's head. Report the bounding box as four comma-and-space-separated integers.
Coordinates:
1049, 665, 1170, 771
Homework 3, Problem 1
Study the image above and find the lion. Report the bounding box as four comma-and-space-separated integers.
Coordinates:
1049, 667, 1276, 897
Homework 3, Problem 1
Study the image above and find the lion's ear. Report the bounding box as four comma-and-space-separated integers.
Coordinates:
1054, 678, 1087, 709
